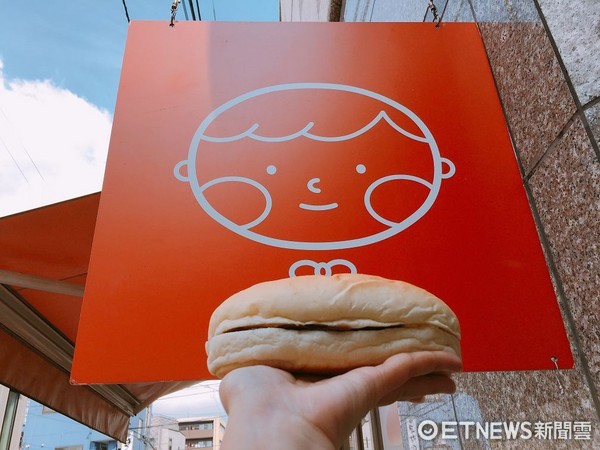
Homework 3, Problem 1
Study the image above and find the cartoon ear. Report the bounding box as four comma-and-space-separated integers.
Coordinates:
441, 157, 456, 179
174, 160, 190, 182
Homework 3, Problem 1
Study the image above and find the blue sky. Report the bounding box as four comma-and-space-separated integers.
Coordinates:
0, 1, 279, 111
0, 1, 278, 217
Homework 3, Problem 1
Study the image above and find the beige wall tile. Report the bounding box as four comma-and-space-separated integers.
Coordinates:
538, 0, 600, 104
528, 117, 600, 391
280, 0, 333, 21
478, 22, 576, 174
584, 102, 600, 150
454, 369, 600, 448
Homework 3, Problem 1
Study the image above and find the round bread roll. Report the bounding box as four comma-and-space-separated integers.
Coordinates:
206, 273, 461, 378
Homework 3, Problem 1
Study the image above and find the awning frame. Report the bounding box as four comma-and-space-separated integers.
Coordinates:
0, 283, 140, 416
0, 270, 85, 297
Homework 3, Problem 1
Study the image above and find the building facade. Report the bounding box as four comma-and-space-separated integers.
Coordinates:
149, 416, 185, 450
20, 401, 148, 450
0, 387, 27, 450
177, 417, 225, 450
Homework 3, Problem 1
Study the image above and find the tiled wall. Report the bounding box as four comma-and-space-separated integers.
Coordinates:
339, 0, 600, 447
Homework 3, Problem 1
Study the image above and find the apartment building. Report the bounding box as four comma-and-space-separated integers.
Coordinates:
177, 417, 225, 450
150, 415, 186, 450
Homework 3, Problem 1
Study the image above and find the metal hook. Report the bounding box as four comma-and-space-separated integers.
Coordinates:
170, 0, 180, 27
424, 0, 450, 28
427, 0, 439, 23
550, 356, 565, 395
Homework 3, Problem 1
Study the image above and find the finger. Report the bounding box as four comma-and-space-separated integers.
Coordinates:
377, 373, 456, 405
384, 351, 463, 380
319, 351, 460, 413
356, 351, 461, 401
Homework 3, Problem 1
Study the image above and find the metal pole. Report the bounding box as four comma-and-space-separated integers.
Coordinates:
369, 408, 384, 450
0, 390, 20, 450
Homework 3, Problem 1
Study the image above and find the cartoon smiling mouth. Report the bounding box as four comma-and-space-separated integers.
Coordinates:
299, 202, 339, 211
299, 177, 339, 211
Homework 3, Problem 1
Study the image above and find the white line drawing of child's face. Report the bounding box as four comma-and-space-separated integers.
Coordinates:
175, 83, 454, 251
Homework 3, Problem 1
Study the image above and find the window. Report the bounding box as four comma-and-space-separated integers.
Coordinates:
181, 422, 213, 431
188, 439, 212, 448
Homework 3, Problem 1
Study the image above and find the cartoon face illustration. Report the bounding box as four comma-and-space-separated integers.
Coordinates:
174, 83, 454, 251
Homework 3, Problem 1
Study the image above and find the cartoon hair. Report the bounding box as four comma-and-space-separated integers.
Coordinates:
195, 83, 431, 146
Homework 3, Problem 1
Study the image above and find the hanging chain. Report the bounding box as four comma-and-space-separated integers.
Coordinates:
424, 0, 449, 27
550, 356, 565, 395
427, 0, 439, 23
170, 0, 181, 27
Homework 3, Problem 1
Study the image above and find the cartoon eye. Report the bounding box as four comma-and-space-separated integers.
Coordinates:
356, 164, 366, 174
266, 165, 277, 175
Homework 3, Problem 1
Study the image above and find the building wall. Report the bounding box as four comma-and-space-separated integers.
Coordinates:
177, 417, 225, 450
150, 416, 185, 450
0, 386, 27, 450
293, 0, 599, 446
20, 401, 148, 450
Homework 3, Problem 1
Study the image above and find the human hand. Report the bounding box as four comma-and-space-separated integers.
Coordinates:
219, 350, 462, 450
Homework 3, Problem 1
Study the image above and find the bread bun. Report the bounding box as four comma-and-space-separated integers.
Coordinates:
206, 274, 461, 378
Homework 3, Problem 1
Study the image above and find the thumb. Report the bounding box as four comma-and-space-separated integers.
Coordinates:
331, 351, 462, 407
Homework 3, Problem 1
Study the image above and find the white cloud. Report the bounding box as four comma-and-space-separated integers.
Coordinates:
0, 59, 112, 217
152, 381, 226, 420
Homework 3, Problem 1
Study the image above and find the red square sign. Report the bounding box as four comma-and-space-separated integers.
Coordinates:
72, 22, 573, 384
